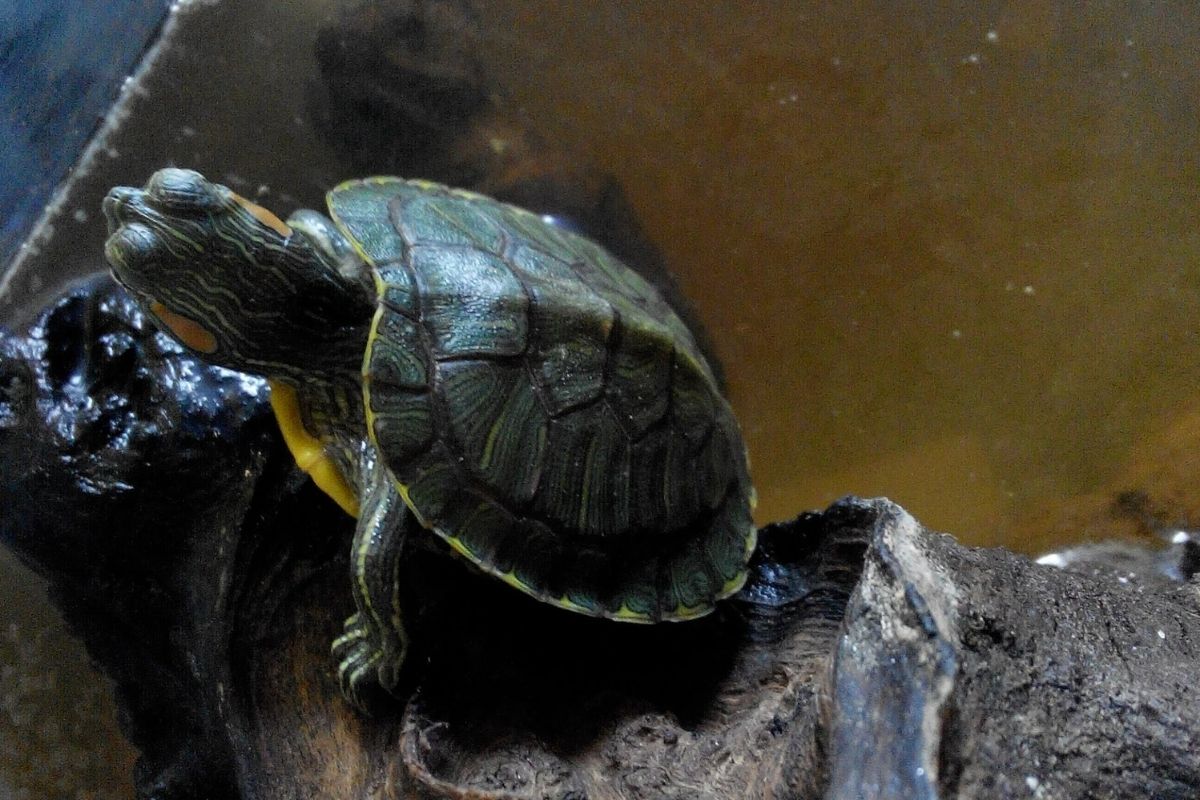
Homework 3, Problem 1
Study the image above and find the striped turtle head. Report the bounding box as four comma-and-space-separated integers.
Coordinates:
103, 169, 373, 378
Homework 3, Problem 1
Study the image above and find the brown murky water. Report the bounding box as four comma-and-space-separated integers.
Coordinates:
474, 2, 1200, 543
4, 2, 1200, 796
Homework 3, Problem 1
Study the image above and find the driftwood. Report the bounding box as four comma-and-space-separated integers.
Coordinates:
2, 279, 1200, 800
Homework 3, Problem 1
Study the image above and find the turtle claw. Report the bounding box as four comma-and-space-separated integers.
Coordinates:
332, 612, 381, 708
331, 611, 407, 710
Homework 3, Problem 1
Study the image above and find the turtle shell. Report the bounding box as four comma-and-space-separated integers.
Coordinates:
328, 178, 755, 622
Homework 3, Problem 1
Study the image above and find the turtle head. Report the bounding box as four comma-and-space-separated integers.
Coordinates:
103, 169, 373, 377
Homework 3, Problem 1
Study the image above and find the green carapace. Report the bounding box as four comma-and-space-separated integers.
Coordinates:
103, 169, 756, 706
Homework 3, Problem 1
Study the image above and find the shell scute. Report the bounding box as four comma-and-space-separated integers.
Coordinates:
334, 178, 756, 622
628, 427, 671, 531
411, 246, 528, 358
670, 350, 717, 443
375, 264, 418, 316
531, 406, 632, 539
397, 446, 462, 524
367, 310, 427, 389
503, 240, 579, 285
367, 387, 432, 470
495, 204, 579, 262
442, 493, 520, 567
523, 280, 612, 416
393, 190, 505, 253
327, 181, 408, 264
438, 359, 547, 505
605, 315, 673, 438
704, 488, 757, 586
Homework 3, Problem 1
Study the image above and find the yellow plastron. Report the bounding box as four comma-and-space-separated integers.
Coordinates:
268, 380, 360, 517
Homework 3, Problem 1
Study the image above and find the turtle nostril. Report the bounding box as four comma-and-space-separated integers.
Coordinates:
102, 192, 125, 232
102, 186, 148, 227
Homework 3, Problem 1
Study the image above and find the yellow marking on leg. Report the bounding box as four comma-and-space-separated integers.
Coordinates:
339, 649, 381, 682
352, 487, 392, 663
348, 651, 382, 679
268, 380, 359, 517
332, 627, 367, 650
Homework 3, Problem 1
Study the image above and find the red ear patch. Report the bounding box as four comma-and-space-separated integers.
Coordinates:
230, 192, 293, 237
150, 301, 218, 354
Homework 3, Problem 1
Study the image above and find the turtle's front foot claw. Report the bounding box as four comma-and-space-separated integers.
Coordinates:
331, 612, 407, 710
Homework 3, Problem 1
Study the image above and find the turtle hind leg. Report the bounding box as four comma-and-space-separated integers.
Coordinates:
331, 461, 413, 710
331, 612, 383, 706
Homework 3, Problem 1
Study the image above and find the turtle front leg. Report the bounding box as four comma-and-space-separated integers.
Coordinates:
331, 460, 412, 709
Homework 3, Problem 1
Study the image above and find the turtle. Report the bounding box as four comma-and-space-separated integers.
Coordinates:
102, 168, 757, 707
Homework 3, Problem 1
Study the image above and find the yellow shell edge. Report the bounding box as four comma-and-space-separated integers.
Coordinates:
268, 379, 360, 518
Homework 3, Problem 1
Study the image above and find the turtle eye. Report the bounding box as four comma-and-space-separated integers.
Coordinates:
145, 168, 223, 214
105, 221, 156, 268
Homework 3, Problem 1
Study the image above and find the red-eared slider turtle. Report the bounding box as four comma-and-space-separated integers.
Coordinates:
102, 169, 756, 706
